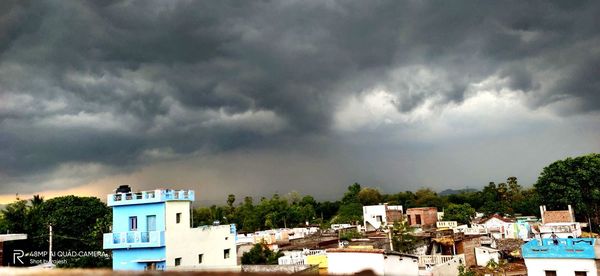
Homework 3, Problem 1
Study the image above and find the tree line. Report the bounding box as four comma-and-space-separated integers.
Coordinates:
0, 153, 597, 267
193, 153, 600, 231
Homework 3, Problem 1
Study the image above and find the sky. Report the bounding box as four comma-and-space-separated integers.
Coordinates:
1, 0, 599, 205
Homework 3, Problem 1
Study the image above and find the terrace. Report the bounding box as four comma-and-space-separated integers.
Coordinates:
107, 189, 195, 206
522, 238, 597, 259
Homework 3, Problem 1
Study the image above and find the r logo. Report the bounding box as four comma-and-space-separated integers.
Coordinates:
13, 249, 24, 264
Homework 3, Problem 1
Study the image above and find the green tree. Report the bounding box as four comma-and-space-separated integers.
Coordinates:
358, 187, 383, 206
241, 243, 283, 265
1, 196, 112, 268
443, 203, 476, 225
414, 188, 447, 209
391, 220, 418, 253
342, 183, 361, 204
227, 194, 236, 209
512, 187, 540, 216
535, 153, 600, 226
332, 202, 363, 224
193, 207, 215, 227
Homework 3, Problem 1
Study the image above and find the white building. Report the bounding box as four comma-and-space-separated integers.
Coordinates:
476, 214, 514, 240
522, 238, 599, 276
475, 247, 499, 267
327, 248, 419, 276
363, 204, 403, 231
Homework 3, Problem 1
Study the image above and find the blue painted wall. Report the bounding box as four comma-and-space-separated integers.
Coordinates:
113, 248, 166, 270
113, 202, 166, 233
522, 238, 596, 259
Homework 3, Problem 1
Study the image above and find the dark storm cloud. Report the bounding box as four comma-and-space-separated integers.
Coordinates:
1, 0, 600, 191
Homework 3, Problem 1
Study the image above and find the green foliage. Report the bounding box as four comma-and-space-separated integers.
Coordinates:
535, 153, 600, 225
0, 195, 111, 268
457, 264, 476, 276
414, 189, 447, 209
391, 220, 418, 253
339, 229, 363, 241
358, 187, 383, 206
241, 243, 283, 265
443, 203, 476, 225
479, 177, 524, 216
342, 183, 361, 204
332, 202, 363, 224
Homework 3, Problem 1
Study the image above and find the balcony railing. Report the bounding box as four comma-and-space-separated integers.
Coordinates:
103, 230, 165, 249
418, 254, 465, 267
107, 189, 195, 206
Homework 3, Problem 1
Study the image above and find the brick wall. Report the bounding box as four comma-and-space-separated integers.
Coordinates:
406, 207, 438, 227
456, 236, 481, 267
543, 210, 573, 223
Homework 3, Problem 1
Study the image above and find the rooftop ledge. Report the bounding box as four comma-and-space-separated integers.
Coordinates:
107, 189, 195, 206
522, 238, 598, 259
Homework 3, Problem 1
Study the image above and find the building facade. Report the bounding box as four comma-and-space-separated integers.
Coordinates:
326, 248, 419, 275
522, 238, 599, 276
406, 207, 438, 228
363, 204, 403, 231
103, 188, 237, 271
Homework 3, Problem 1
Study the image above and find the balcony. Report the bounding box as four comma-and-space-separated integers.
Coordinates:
103, 231, 165, 249
107, 189, 195, 206
522, 238, 596, 259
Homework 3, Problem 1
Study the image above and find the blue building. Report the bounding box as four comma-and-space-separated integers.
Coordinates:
522, 238, 599, 276
103, 187, 237, 271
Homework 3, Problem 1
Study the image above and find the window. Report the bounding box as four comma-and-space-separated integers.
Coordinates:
544, 271, 556, 276
129, 216, 137, 231
174, 258, 181, 266
224, 249, 230, 259
407, 215, 411, 224
575, 272, 587, 276
147, 215, 156, 232
176, 213, 182, 224
415, 214, 422, 225
198, 254, 203, 264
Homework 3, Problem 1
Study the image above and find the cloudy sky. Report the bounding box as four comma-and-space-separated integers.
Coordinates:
1, 0, 599, 204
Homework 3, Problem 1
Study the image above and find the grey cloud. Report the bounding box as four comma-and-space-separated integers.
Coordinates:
1, 0, 600, 193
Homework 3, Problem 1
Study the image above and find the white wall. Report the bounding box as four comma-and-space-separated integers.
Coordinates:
363, 205, 387, 231
327, 252, 385, 275
165, 224, 237, 269
164, 201, 237, 269
430, 256, 462, 276
363, 205, 403, 231
474, 247, 499, 267
524, 258, 597, 276
165, 201, 191, 231
383, 255, 419, 276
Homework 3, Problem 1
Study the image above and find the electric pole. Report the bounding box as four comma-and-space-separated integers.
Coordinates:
49, 224, 53, 265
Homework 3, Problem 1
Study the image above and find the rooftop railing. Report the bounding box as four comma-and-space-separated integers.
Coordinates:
107, 189, 195, 206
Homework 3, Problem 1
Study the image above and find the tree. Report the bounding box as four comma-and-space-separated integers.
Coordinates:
443, 203, 476, 225
414, 188, 447, 209
227, 194, 236, 209
512, 187, 540, 216
342, 183, 361, 204
358, 188, 383, 206
241, 243, 283, 265
391, 220, 418, 253
193, 207, 215, 227
332, 202, 363, 224
535, 153, 600, 226
1, 195, 111, 268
